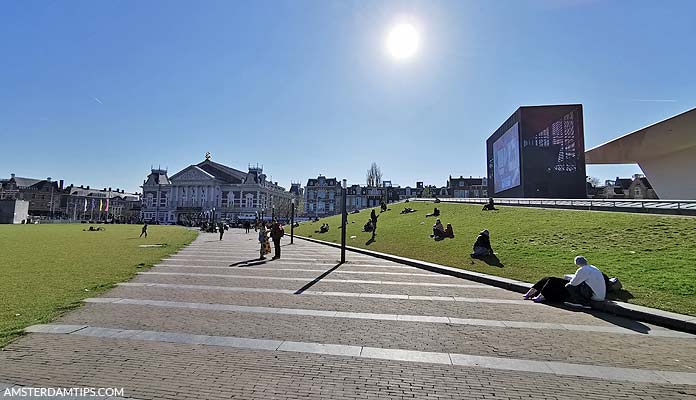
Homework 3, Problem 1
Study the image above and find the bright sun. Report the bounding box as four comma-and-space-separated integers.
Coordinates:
385, 22, 420, 61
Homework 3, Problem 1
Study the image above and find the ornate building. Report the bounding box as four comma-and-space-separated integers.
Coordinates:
141, 156, 294, 224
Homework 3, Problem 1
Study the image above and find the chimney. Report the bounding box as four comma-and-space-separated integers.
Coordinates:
10, 173, 15, 179
59, 180, 64, 189
108, 187, 112, 191
47, 177, 52, 182
86, 186, 90, 190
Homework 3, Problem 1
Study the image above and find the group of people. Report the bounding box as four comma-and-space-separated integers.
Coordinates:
431, 219, 454, 240
525, 256, 614, 306
258, 219, 285, 260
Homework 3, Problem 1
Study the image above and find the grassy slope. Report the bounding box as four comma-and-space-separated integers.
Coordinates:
294, 202, 696, 316
0, 224, 197, 347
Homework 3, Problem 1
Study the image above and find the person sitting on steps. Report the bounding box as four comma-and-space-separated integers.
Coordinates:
471, 229, 493, 257
426, 207, 440, 217
524, 256, 607, 307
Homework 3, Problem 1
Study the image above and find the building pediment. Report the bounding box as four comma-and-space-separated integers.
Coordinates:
170, 166, 216, 183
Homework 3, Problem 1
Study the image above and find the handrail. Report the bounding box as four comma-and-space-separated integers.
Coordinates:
410, 197, 696, 213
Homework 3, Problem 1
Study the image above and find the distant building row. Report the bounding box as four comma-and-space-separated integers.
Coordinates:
304, 175, 488, 217
0, 173, 141, 223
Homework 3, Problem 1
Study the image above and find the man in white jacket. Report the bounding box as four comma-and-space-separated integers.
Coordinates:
566, 256, 606, 304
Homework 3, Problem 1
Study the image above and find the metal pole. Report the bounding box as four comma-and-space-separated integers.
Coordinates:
341, 179, 347, 264
290, 200, 295, 244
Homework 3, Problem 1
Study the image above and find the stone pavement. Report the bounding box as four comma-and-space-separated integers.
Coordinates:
1, 230, 696, 399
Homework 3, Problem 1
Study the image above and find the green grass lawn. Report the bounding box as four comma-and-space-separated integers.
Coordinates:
0, 224, 197, 347
295, 202, 696, 316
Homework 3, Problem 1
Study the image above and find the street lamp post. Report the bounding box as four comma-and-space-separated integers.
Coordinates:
341, 179, 347, 264
290, 198, 295, 244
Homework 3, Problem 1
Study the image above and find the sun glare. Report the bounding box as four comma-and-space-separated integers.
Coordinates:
385, 22, 420, 61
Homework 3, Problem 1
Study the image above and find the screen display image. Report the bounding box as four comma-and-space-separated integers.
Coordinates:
493, 122, 521, 193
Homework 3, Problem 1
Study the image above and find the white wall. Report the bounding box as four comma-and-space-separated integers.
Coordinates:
639, 146, 696, 199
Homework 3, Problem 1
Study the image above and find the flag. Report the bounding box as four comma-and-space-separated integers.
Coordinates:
105, 198, 109, 212
83, 199, 87, 212
99, 199, 103, 211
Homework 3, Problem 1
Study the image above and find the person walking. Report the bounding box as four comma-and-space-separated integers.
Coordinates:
270, 219, 284, 260
140, 223, 148, 238
218, 221, 225, 240
244, 220, 250, 234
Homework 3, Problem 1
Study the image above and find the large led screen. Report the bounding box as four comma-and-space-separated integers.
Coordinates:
493, 122, 521, 193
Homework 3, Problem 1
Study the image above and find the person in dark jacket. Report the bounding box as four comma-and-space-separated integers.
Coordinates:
482, 198, 497, 211
426, 207, 440, 217
270, 220, 284, 259
140, 223, 148, 238
218, 222, 225, 240
370, 209, 378, 236
471, 229, 493, 257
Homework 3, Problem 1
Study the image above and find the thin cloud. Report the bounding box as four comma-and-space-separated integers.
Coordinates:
633, 99, 677, 103
93, 97, 103, 105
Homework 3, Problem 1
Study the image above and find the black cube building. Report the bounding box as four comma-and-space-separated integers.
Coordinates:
486, 105, 587, 198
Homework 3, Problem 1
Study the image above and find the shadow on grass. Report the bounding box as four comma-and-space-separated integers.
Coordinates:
607, 289, 635, 302
294, 262, 343, 294
472, 254, 505, 268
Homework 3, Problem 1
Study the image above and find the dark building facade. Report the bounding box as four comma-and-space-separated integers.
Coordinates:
486, 105, 587, 198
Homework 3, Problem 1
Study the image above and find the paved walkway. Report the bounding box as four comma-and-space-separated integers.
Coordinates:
1, 230, 696, 399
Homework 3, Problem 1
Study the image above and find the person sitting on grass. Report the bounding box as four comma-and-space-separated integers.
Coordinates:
401, 207, 415, 214
363, 219, 374, 232
425, 207, 440, 217
524, 256, 606, 307
380, 201, 388, 212
471, 229, 493, 257
443, 223, 455, 238
482, 197, 497, 211
319, 223, 329, 233
431, 219, 446, 240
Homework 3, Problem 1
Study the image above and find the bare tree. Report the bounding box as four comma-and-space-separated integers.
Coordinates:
586, 176, 601, 188
366, 162, 383, 187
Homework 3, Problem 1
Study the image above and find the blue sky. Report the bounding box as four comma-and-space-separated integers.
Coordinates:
1, 0, 695, 193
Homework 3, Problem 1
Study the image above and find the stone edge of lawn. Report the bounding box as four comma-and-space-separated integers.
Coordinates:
295, 235, 696, 335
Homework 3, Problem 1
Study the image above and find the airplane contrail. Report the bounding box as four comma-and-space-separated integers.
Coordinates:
93, 97, 103, 105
